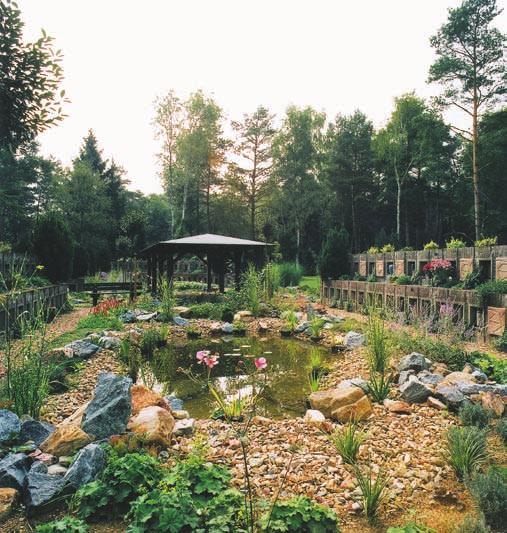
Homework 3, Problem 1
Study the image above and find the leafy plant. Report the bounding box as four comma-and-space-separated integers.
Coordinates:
366, 274, 377, 282
446, 238, 466, 249
260, 496, 340, 532
233, 320, 247, 335
381, 244, 395, 252
424, 241, 439, 250
367, 246, 380, 254
241, 264, 262, 316
452, 514, 491, 533
354, 464, 389, 524
36, 516, 89, 533
309, 317, 325, 338
328, 421, 365, 465
388, 522, 437, 533
277, 262, 303, 287
118, 336, 140, 382
281, 310, 298, 332
475, 279, 507, 306
395, 274, 412, 285
158, 277, 175, 321
189, 302, 215, 318
308, 369, 323, 392
262, 262, 280, 301
459, 402, 492, 429
469, 351, 507, 383
367, 371, 392, 403
139, 328, 163, 358
494, 330, 507, 352
496, 418, 507, 444
468, 467, 507, 530
446, 426, 488, 480
474, 237, 497, 247
366, 312, 390, 373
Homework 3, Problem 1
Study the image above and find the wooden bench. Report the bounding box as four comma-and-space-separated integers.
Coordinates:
83, 282, 142, 306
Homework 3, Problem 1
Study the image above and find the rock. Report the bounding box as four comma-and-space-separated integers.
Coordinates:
398, 353, 430, 373
0, 410, 20, 443
0, 453, 30, 491
173, 306, 191, 318
309, 387, 365, 418
64, 340, 100, 359
173, 316, 189, 327
337, 378, 369, 394
119, 310, 137, 323
332, 395, 373, 422
81, 373, 132, 439
471, 370, 488, 383
24, 464, 65, 514
40, 425, 93, 456
0, 487, 18, 521
303, 409, 326, 427
47, 347, 74, 359
431, 362, 450, 375
131, 385, 169, 416
294, 321, 310, 334
435, 384, 466, 410
457, 383, 507, 396
172, 410, 190, 420
173, 418, 195, 436
481, 392, 504, 417
398, 370, 415, 386
427, 396, 447, 410
221, 322, 234, 334
209, 322, 222, 335
165, 396, 184, 411
383, 399, 411, 414
47, 464, 67, 476
400, 377, 432, 403
344, 331, 365, 349
29, 452, 56, 465
58, 456, 72, 467
417, 371, 444, 386
258, 322, 269, 333
19, 421, 55, 447
64, 443, 106, 490
128, 406, 175, 446
98, 336, 120, 350
440, 371, 476, 387
251, 416, 271, 426
137, 311, 158, 322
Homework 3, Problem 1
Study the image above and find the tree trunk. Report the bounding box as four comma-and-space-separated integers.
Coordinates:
396, 176, 402, 243
350, 183, 357, 253
472, 95, 481, 240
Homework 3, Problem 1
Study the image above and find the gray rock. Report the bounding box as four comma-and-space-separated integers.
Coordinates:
0, 453, 30, 490
173, 316, 190, 327
337, 378, 369, 394
137, 311, 158, 322
65, 340, 100, 359
24, 464, 66, 514
398, 352, 430, 373
173, 418, 195, 436
47, 464, 67, 476
417, 370, 444, 386
294, 321, 310, 334
344, 331, 365, 348
165, 396, 184, 411
119, 310, 137, 323
457, 383, 507, 396
398, 370, 415, 386
81, 372, 132, 439
400, 377, 432, 403
221, 322, 234, 334
19, 420, 55, 447
64, 443, 106, 489
435, 384, 466, 410
98, 336, 120, 350
471, 370, 488, 383
0, 410, 21, 443
30, 461, 48, 474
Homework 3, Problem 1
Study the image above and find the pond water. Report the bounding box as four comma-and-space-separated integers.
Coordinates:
149, 336, 332, 419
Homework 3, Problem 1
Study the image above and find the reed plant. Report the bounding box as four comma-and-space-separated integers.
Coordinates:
328, 421, 365, 464
446, 426, 488, 480
354, 463, 390, 524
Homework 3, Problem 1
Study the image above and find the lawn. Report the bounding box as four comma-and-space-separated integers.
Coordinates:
299, 276, 320, 292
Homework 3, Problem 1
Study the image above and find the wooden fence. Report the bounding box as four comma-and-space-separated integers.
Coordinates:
0, 284, 68, 335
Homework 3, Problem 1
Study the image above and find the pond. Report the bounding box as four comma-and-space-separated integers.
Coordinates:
148, 336, 333, 419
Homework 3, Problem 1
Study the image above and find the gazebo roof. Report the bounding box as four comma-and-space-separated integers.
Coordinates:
138, 233, 271, 257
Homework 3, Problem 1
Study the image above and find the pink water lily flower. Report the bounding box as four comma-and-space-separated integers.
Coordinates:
254, 357, 267, 370
196, 350, 210, 363
204, 355, 219, 368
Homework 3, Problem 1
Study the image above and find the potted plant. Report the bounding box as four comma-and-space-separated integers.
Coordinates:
309, 317, 325, 342
280, 310, 298, 337
186, 325, 201, 339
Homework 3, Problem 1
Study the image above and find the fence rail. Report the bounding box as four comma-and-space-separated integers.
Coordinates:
0, 284, 68, 335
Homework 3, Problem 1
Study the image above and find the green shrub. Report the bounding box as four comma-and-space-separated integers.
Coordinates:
494, 330, 507, 352
221, 305, 235, 322
36, 516, 88, 533
260, 496, 340, 532
309, 317, 325, 337
158, 277, 175, 321
452, 514, 491, 533
188, 302, 214, 318
354, 464, 389, 524
72, 450, 162, 519
388, 522, 436, 533
241, 264, 262, 316
328, 422, 365, 465
381, 244, 395, 252
474, 237, 497, 247
395, 275, 412, 285
496, 418, 507, 443
446, 238, 466, 249
262, 262, 280, 301
459, 402, 492, 429
475, 280, 507, 306
367, 246, 380, 254
319, 228, 350, 280
366, 274, 377, 282
424, 241, 439, 250
446, 426, 488, 480
468, 467, 507, 530
469, 351, 507, 383
139, 328, 163, 358
277, 262, 303, 287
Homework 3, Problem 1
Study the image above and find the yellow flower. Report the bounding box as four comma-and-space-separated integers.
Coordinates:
36, 265, 45, 271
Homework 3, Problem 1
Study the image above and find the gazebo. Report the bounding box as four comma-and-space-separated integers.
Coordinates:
137, 233, 272, 293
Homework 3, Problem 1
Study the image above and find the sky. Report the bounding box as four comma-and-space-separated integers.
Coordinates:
19, 0, 507, 195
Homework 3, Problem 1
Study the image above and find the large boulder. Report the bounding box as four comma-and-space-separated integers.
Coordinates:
398, 353, 430, 373
0, 453, 30, 491
344, 331, 365, 349
400, 377, 432, 403
98, 336, 120, 350
81, 373, 132, 439
40, 425, 92, 457
128, 406, 175, 447
64, 340, 100, 359
337, 378, 369, 394
0, 487, 19, 521
173, 316, 190, 327
398, 370, 415, 386
481, 392, 504, 418
137, 312, 158, 322
60, 402, 89, 428
173, 306, 191, 318
0, 411, 20, 444
417, 370, 444, 387
309, 387, 372, 422
64, 443, 106, 490
435, 384, 466, 410
440, 371, 476, 387
24, 463, 65, 514
164, 395, 184, 411
457, 383, 507, 396
131, 385, 169, 416
19, 421, 55, 447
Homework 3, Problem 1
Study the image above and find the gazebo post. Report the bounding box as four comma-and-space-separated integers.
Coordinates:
158, 255, 165, 289
166, 254, 174, 286
234, 250, 242, 290
206, 251, 213, 292
152, 254, 158, 295
218, 256, 225, 294
147, 257, 153, 293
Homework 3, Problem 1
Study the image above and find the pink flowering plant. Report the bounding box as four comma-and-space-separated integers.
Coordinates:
422, 259, 453, 286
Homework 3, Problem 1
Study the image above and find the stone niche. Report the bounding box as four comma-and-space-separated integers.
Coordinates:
376, 260, 385, 277
487, 306, 506, 336
359, 261, 367, 276
395, 260, 405, 277
459, 258, 474, 280
496, 257, 507, 281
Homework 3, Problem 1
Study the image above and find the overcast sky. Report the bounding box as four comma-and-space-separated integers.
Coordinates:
19, 0, 507, 194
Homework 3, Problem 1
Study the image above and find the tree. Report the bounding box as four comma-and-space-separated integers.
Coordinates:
230, 106, 276, 239
0, 0, 67, 152
428, 0, 506, 239
74, 130, 106, 175
32, 211, 73, 281
318, 228, 350, 280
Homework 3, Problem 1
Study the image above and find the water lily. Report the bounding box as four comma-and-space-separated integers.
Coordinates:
254, 357, 267, 370
204, 355, 219, 368
196, 350, 210, 363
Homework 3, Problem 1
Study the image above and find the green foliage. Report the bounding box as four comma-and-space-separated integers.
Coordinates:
496, 418, 507, 443
388, 523, 436, 533
77, 312, 123, 331
260, 496, 340, 532
367, 246, 379, 254
446, 238, 466, 249
475, 237, 497, 247
139, 328, 163, 358
328, 422, 365, 465
395, 275, 412, 285
452, 514, 491, 533
262, 262, 280, 301
366, 313, 390, 373
367, 372, 392, 403
281, 310, 298, 332
72, 450, 162, 519
458, 402, 492, 429
35, 516, 89, 533
318, 228, 350, 280
241, 264, 262, 316
119, 336, 140, 383
309, 317, 325, 338
188, 302, 215, 319
277, 262, 303, 287
469, 351, 507, 383
494, 330, 507, 352
475, 280, 507, 306
424, 241, 439, 250
468, 467, 507, 530
381, 244, 395, 252
354, 464, 389, 524
446, 426, 488, 480
159, 277, 175, 321
366, 274, 377, 283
